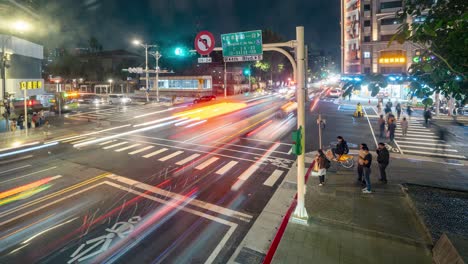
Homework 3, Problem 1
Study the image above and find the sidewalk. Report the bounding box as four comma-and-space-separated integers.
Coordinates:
271, 164, 433, 264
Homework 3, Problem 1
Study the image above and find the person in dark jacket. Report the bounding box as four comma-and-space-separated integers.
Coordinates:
388, 119, 396, 141
332, 136, 349, 159
376, 142, 390, 183
395, 103, 402, 120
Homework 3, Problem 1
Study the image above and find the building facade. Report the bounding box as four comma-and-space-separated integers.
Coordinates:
341, 0, 418, 75
1, 35, 44, 100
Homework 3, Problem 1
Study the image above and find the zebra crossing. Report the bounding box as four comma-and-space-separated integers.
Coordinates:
394, 118, 466, 159
66, 104, 159, 122
57, 134, 292, 188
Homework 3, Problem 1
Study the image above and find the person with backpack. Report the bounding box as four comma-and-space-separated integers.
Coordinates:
332, 136, 349, 159
313, 149, 330, 186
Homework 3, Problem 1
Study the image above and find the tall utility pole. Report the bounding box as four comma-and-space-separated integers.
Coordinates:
133, 40, 157, 102
151, 51, 162, 102
293, 26, 308, 220
224, 62, 227, 98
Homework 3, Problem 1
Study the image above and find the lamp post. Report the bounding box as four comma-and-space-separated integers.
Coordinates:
133, 40, 158, 102
108, 79, 113, 93
55, 80, 61, 117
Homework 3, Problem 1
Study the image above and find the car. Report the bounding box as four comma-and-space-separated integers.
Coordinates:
80, 94, 104, 104
108, 94, 132, 104
328, 89, 341, 98
193, 95, 216, 104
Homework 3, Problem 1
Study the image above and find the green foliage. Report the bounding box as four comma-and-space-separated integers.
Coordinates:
422, 97, 433, 106
395, 0, 467, 100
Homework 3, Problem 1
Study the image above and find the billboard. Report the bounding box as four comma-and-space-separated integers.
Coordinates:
343, 0, 361, 74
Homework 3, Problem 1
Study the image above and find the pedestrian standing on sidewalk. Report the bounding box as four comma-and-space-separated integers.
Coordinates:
313, 149, 329, 186
357, 143, 368, 186
401, 117, 409, 136
362, 146, 372, 194
396, 102, 402, 120
378, 115, 386, 138
388, 119, 396, 141
376, 143, 389, 184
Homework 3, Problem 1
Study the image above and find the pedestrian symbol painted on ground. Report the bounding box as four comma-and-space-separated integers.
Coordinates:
68, 216, 141, 263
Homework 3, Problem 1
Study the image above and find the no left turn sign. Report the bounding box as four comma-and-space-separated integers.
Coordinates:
194, 31, 215, 55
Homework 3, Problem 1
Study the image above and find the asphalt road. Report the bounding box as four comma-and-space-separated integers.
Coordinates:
0, 93, 300, 263
1, 91, 464, 263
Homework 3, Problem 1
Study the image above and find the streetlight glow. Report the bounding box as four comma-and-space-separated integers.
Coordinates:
108, 79, 113, 83
12, 20, 31, 32
132, 40, 141, 46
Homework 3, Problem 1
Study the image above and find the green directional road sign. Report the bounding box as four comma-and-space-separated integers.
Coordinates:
221, 30, 263, 62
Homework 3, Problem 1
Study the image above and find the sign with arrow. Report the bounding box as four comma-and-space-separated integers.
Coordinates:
195, 31, 215, 56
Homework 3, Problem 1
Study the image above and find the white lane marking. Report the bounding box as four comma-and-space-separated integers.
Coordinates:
103, 142, 128, 150
115, 143, 141, 152
287, 148, 292, 155
158, 151, 184, 161
68, 137, 97, 144
0, 166, 58, 184
215, 161, 238, 175
363, 107, 378, 147
175, 154, 201, 165
128, 146, 154, 155
238, 165, 259, 181
0, 155, 34, 165
195, 157, 219, 170
61, 136, 86, 143
0, 164, 31, 175
239, 137, 293, 146
106, 175, 252, 221
212, 141, 290, 155
142, 148, 168, 158
263, 169, 284, 187
397, 144, 458, 152
99, 140, 116, 146
403, 150, 466, 159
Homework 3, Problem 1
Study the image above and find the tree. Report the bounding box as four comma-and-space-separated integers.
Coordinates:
393, 0, 467, 102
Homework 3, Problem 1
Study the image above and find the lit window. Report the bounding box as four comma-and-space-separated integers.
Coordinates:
364, 52, 371, 58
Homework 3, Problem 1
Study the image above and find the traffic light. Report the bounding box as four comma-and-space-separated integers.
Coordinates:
174, 46, 188, 57
243, 68, 251, 76
291, 126, 303, 155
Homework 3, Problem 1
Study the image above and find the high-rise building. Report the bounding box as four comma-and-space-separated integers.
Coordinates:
341, 0, 420, 75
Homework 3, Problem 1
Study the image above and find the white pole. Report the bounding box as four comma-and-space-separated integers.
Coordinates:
145, 45, 149, 102
293, 26, 308, 220
248, 67, 251, 92
224, 62, 227, 98
58, 84, 61, 117
23, 88, 28, 136
156, 51, 160, 103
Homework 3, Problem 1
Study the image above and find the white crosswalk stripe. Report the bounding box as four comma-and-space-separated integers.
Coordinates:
68, 137, 97, 144
115, 144, 141, 152
175, 154, 201, 165
215, 161, 238, 175
263, 169, 284, 187
158, 151, 184, 161
99, 140, 116, 146
195, 157, 219, 170
143, 148, 168, 158
103, 142, 128, 149
128, 146, 154, 155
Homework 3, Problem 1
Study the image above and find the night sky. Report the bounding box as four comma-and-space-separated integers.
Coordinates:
37, 0, 340, 57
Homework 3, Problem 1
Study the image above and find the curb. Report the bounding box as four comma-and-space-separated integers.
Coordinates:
262, 160, 315, 264
400, 184, 435, 246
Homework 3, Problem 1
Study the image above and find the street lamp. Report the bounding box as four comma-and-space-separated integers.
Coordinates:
108, 79, 113, 93
132, 39, 158, 102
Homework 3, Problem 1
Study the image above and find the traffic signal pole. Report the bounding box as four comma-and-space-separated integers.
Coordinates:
293, 26, 308, 220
